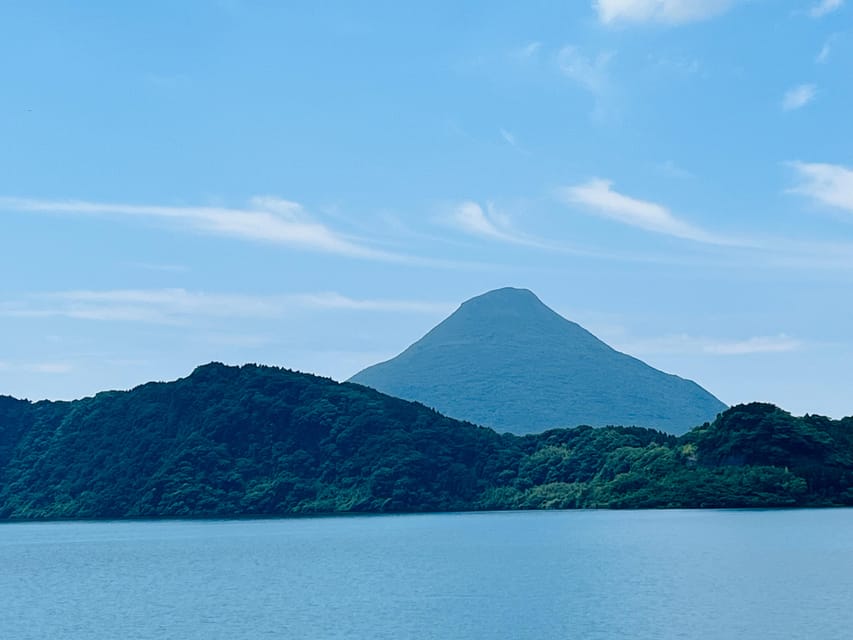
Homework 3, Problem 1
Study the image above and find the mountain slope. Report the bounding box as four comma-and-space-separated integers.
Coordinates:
350, 287, 726, 435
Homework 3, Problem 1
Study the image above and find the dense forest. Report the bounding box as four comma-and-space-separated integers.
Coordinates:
0, 363, 851, 520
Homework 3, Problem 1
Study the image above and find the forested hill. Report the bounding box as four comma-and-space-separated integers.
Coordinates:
0, 363, 851, 520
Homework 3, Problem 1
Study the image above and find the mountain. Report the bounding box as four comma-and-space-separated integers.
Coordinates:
0, 363, 850, 520
350, 287, 727, 435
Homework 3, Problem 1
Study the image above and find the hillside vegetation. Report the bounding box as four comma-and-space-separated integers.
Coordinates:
0, 363, 850, 520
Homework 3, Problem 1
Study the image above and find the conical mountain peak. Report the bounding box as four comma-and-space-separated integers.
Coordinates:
350, 288, 726, 435
457, 287, 560, 318
414, 287, 607, 353
451, 287, 559, 327
461, 287, 542, 308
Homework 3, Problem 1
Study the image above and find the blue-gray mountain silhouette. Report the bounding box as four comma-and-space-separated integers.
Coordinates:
349, 287, 726, 435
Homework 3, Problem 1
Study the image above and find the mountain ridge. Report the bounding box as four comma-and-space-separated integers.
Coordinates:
350, 287, 726, 435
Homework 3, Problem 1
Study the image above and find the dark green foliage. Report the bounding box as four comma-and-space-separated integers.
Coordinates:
350, 287, 726, 435
0, 365, 850, 520
685, 403, 832, 467
0, 396, 35, 470
0, 364, 512, 519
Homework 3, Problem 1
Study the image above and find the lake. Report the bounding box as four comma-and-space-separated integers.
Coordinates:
2, 509, 851, 639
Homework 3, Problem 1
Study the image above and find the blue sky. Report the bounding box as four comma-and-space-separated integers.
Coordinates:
2, 0, 852, 418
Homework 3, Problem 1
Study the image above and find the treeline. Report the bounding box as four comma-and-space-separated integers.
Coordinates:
0, 363, 850, 520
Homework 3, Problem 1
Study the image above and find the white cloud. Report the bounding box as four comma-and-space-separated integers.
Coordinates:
809, 0, 844, 18
197, 333, 277, 348
0, 290, 452, 325
558, 178, 732, 244
788, 162, 853, 213
513, 42, 542, 60
554, 171, 853, 266
704, 335, 802, 355
24, 362, 74, 374
128, 262, 189, 273
499, 128, 518, 148
816, 34, 841, 62
618, 333, 801, 356
557, 46, 614, 95
654, 160, 693, 179
498, 128, 530, 155
446, 201, 537, 246
594, 0, 735, 25
289, 292, 452, 314
647, 53, 701, 75
782, 84, 817, 110
0, 196, 403, 262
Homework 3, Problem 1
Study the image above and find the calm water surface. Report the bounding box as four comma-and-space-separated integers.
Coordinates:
2, 509, 852, 639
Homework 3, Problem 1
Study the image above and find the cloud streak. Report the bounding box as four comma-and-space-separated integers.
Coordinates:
0, 290, 453, 325
499, 128, 521, 150
617, 333, 801, 356
0, 361, 74, 374
654, 160, 694, 179
0, 196, 409, 262
594, 0, 735, 25
788, 162, 853, 213
557, 46, 614, 95
512, 42, 542, 60
558, 178, 737, 245
24, 362, 74, 374
555, 173, 853, 266
557, 46, 619, 121
445, 201, 547, 247
815, 34, 842, 63
809, 0, 844, 18
782, 84, 817, 110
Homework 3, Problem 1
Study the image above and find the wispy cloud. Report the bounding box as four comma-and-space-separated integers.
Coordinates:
196, 333, 278, 348
558, 178, 735, 245
704, 335, 802, 355
291, 292, 453, 314
816, 34, 841, 62
444, 201, 543, 247
647, 53, 701, 75
557, 46, 617, 121
0, 196, 407, 262
512, 41, 542, 60
499, 128, 518, 148
557, 46, 614, 95
782, 84, 817, 110
499, 128, 530, 155
0, 290, 453, 325
809, 0, 844, 18
788, 162, 853, 213
24, 362, 74, 374
618, 333, 801, 356
654, 160, 694, 179
594, 0, 735, 25
128, 262, 189, 273
0, 360, 73, 375
556, 172, 853, 267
